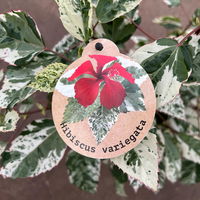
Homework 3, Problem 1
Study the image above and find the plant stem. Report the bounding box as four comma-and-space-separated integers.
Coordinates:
44, 48, 71, 62
177, 26, 200, 46
128, 18, 156, 41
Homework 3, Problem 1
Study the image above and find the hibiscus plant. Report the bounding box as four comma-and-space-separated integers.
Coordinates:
0, 0, 200, 196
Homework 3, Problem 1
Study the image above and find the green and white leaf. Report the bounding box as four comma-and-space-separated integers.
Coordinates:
29, 62, 67, 93
163, 131, 181, 182
158, 95, 186, 120
66, 151, 101, 193
96, 0, 142, 23
0, 141, 7, 156
177, 133, 200, 164
0, 120, 67, 178
153, 16, 181, 29
55, 0, 95, 41
0, 69, 4, 82
180, 160, 200, 184
0, 11, 44, 65
163, 0, 180, 7
0, 110, 20, 132
63, 98, 100, 123
53, 35, 80, 63
88, 106, 119, 144
111, 132, 158, 191
192, 8, 200, 26
129, 176, 143, 193
0, 52, 58, 109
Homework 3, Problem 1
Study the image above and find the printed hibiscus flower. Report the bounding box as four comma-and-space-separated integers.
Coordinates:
68, 55, 135, 109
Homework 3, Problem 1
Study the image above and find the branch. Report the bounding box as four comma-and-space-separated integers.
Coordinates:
128, 18, 156, 41
177, 26, 200, 47
44, 48, 71, 62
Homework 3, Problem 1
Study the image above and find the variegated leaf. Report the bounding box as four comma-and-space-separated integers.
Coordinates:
0, 11, 44, 65
66, 151, 101, 193
131, 38, 192, 108
177, 133, 200, 164
96, 0, 142, 23
158, 95, 186, 121
111, 132, 158, 191
0, 120, 67, 178
0, 52, 59, 109
55, 0, 95, 41
88, 107, 119, 144
0, 110, 20, 133
0, 141, 7, 156
163, 130, 181, 183
129, 176, 143, 193
163, 0, 180, 7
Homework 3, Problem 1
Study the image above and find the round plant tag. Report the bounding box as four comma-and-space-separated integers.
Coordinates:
52, 39, 156, 159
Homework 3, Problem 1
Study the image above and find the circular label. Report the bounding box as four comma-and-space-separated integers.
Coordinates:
52, 39, 156, 159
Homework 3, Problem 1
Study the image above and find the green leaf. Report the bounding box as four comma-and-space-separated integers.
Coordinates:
88, 106, 119, 144
163, 0, 180, 7
66, 151, 100, 193
55, 0, 95, 41
163, 130, 181, 182
158, 95, 185, 120
29, 62, 67, 93
62, 98, 100, 123
96, 0, 142, 23
0, 11, 44, 65
102, 7, 141, 44
180, 160, 200, 184
0, 119, 67, 178
153, 16, 181, 30
177, 133, 200, 164
120, 79, 146, 112
111, 132, 158, 191
132, 39, 193, 108
0, 110, 20, 132
0, 52, 59, 109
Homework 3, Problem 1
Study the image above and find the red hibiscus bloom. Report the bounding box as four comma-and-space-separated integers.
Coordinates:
68, 55, 135, 109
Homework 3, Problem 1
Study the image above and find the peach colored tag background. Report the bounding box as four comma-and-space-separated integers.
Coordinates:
52, 39, 156, 159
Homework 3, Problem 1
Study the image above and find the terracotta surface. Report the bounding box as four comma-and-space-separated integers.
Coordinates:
1, 0, 200, 199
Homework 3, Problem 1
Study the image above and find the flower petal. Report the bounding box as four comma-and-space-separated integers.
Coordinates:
100, 77, 126, 109
74, 78, 103, 107
68, 60, 96, 81
103, 62, 135, 84
89, 55, 117, 74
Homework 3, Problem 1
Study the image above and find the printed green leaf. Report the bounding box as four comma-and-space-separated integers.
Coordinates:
0, 11, 44, 65
62, 98, 100, 123
0, 110, 20, 133
177, 133, 200, 164
192, 8, 200, 26
163, 0, 180, 7
180, 160, 200, 184
55, 0, 95, 41
120, 79, 146, 112
88, 106, 119, 144
132, 38, 193, 108
163, 131, 181, 182
158, 95, 185, 120
0, 120, 67, 178
53, 35, 80, 63
0, 52, 59, 109
66, 151, 101, 193
96, 0, 142, 23
153, 16, 181, 29
111, 132, 158, 191
29, 62, 67, 93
